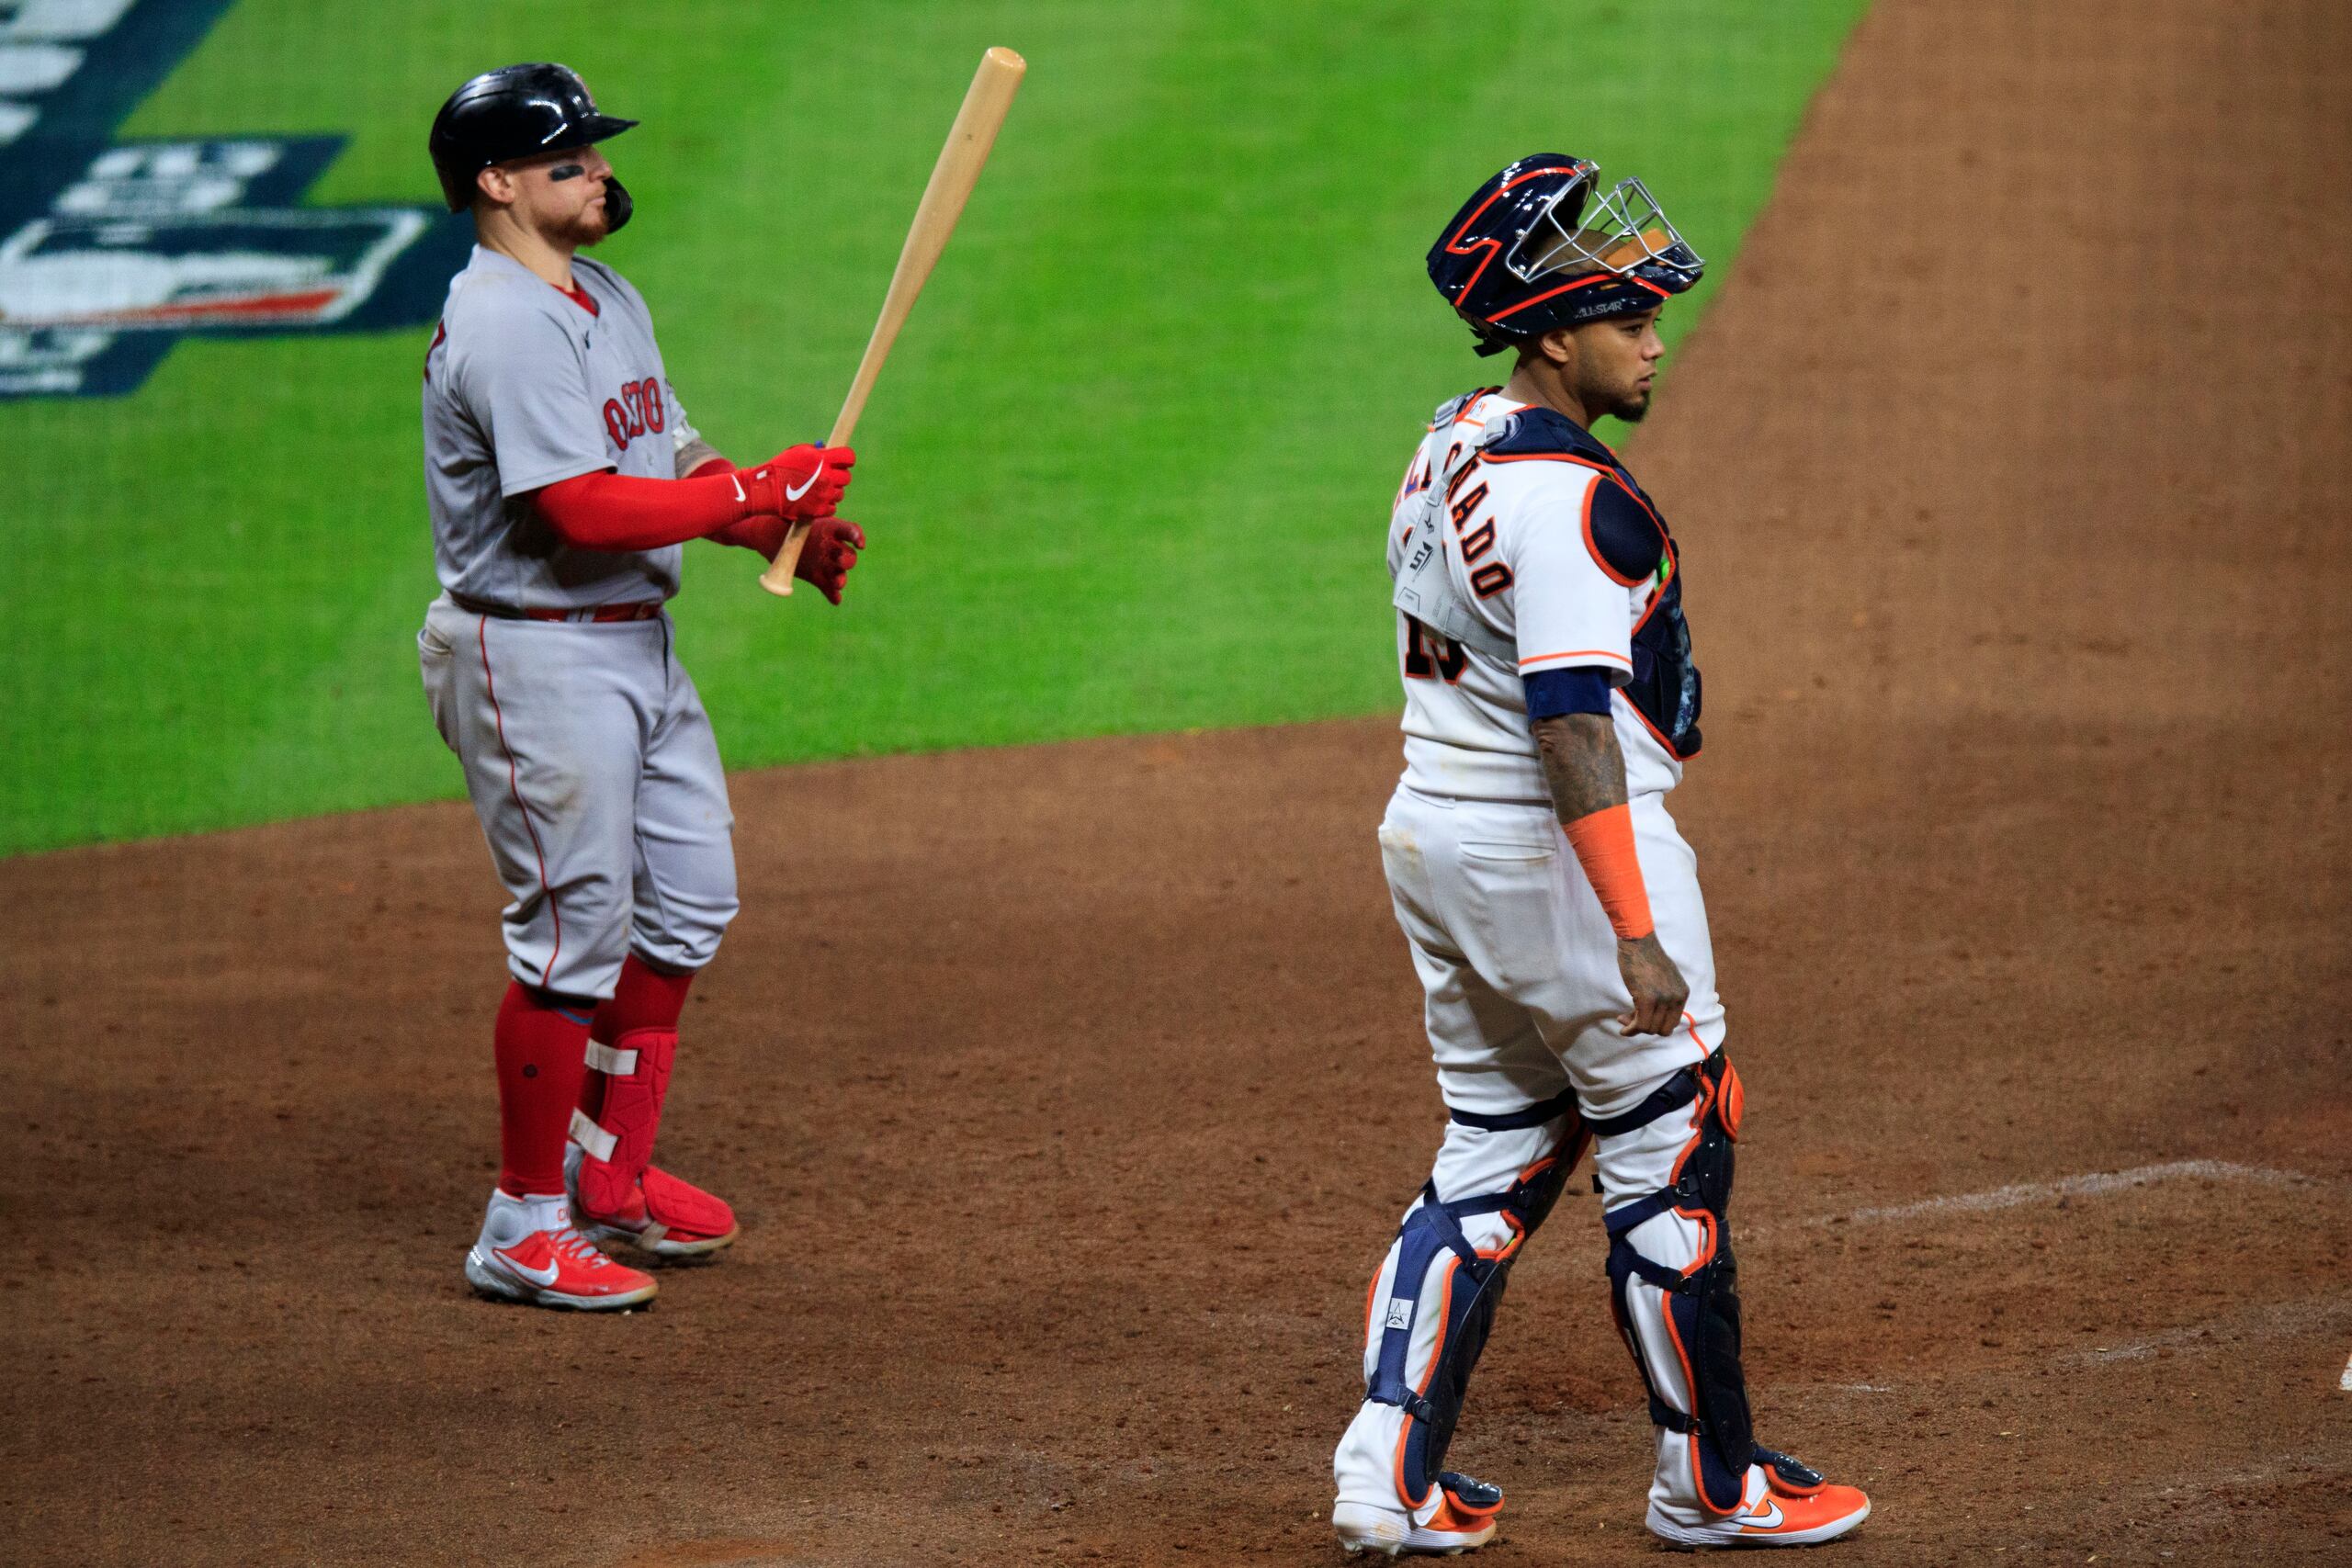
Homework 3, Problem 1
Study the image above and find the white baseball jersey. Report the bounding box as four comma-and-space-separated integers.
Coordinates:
422, 245, 705, 610
1386, 389, 1689, 805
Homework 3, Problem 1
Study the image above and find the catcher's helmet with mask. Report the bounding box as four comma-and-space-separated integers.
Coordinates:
1428, 154, 1703, 355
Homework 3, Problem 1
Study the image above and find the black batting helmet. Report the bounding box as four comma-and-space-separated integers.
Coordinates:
1428, 154, 1703, 355
428, 62, 638, 213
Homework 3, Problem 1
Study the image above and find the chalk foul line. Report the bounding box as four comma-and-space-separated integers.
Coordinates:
1810, 1160, 2319, 1230
2055, 1289, 2352, 1366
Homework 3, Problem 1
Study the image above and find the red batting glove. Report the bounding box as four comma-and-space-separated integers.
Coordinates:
793, 514, 865, 604
710, 513, 865, 604
740, 444, 854, 521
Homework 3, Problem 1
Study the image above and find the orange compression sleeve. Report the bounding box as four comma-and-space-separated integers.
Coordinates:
1562, 804, 1654, 941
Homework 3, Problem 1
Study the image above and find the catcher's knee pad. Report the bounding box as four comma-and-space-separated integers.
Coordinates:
1364, 1096, 1589, 1507
1595, 1050, 1756, 1517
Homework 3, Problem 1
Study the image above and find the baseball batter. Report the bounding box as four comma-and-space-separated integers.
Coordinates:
418, 64, 863, 1311
1329, 157, 1873, 1552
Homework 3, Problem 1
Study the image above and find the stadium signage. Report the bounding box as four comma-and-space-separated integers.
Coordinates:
0, 0, 467, 399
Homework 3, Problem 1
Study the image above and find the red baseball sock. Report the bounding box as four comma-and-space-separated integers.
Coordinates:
580, 955, 696, 1122
494, 981, 594, 1199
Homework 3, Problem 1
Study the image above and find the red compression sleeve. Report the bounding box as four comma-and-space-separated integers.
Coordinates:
532, 468, 763, 551
1562, 803, 1656, 941
494, 982, 593, 1199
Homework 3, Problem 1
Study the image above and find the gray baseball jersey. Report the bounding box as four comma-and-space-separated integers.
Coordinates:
422, 245, 704, 609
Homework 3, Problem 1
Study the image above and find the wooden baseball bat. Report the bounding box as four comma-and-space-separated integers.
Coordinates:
760, 45, 1027, 596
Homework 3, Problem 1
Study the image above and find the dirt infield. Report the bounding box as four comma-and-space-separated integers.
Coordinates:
7, 0, 2350, 1562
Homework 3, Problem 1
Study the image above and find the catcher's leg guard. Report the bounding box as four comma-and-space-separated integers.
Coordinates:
1593, 1049, 1758, 1518
1351, 1095, 1589, 1510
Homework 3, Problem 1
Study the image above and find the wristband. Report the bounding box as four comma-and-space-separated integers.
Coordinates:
1562, 803, 1654, 941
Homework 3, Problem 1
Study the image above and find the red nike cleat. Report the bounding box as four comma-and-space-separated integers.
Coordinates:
565, 1141, 739, 1259
463, 1190, 657, 1311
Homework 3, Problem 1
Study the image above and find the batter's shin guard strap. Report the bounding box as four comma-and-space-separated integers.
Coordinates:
1365, 1130, 1582, 1505
1600, 1052, 1755, 1517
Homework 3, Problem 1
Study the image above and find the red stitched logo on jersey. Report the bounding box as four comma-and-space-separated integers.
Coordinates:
602, 378, 667, 449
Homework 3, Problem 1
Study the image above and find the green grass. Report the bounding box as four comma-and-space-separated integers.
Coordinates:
1, 0, 1869, 854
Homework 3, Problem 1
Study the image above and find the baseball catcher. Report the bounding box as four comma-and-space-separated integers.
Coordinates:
417, 64, 862, 1310
1329, 155, 1873, 1551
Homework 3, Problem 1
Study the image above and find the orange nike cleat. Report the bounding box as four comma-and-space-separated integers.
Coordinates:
463, 1189, 658, 1311
1645, 1450, 1871, 1549
1334, 1472, 1505, 1557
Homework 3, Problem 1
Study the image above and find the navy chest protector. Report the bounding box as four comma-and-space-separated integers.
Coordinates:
1480, 404, 1704, 760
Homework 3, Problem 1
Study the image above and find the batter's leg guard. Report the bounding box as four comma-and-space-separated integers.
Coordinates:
568, 953, 738, 1257
1358, 1093, 1590, 1510
567, 1028, 739, 1257
571, 1024, 675, 1219
1592, 1049, 1761, 1518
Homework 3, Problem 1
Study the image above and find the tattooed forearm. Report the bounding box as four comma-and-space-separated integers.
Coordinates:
673, 435, 726, 479
1532, 712, 1628, 826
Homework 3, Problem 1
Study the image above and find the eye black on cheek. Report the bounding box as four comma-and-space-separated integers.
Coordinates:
548, 163, 586, 182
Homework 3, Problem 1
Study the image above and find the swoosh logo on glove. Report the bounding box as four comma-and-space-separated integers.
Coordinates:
785, 463, 823, 502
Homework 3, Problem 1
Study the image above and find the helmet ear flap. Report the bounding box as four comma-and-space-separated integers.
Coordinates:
1461, 311, 1525, 359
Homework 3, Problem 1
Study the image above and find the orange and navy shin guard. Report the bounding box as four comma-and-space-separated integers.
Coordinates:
1363, 1096, 1587, 1506
1596, 1050, 1754, 1515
